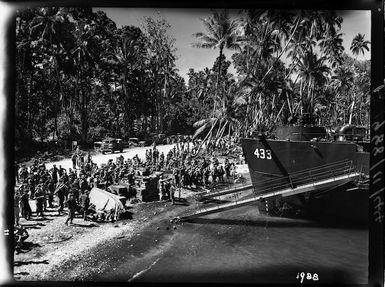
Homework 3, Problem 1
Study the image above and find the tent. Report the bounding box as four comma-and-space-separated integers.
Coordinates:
89, 187, 125, 221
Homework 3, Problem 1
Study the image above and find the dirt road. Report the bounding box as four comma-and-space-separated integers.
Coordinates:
44, 144, 178, 171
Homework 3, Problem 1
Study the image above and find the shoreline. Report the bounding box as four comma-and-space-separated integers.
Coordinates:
13, 162, 250, 281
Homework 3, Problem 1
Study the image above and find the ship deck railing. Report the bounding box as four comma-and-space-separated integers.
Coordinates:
252, 159, 360, 195
181, 159, 363, 220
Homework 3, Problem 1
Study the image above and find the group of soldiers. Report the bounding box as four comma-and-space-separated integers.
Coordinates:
148, 142, 238, 188
15, 159, 91, 225
14, 139, 239, 226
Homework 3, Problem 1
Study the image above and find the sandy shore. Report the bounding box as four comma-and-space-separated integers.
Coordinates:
12, 144, 249, 282
13, 178, 251, 281
13, 187, 201, 281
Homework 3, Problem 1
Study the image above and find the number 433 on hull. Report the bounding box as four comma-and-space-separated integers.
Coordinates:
254, 148, 272, 160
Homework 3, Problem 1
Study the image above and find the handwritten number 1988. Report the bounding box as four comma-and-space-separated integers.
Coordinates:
296, 272, 318, 283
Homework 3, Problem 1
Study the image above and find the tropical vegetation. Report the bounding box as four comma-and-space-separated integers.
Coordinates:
15, 8, 371, 154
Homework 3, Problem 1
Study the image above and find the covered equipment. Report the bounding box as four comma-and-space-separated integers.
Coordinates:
89, 187, 125, 221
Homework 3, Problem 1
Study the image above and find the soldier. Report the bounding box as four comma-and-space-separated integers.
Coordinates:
211, 165, 218, 183
164, 179, 171, 200
152, 147, 157, 165
159, 152, 165, 165
86, 152, 92, 164
34, 183, 45, 217
71, 182, 80, 205
230, 162, 236, 179
27, 178, 35, 199
79, 175, 89, 193
68, 168, 76, 184
79, 190, 90, 220
20, 186, 32, 220
61, 168, 68, 183
158, 174, 165, 201
93, 174, 100, 188
46, 178, 55, 208
86, 173, 94, 189
218, 165, 225, 183
169, 180, 176, 205
51, 164, 59, 184
14, 189, 21, 225
76, 152, 83, 169
58, 165, 65, 177
54, 178, 67, 215
65, 193, 77, 225
14, 225, 29, 254
224, 159, 231, 182
173, 168, 180, 188
180, 167, 186, 188
71, 152, 77, 170
100, 170, 107, 189
148, 149, 153, 164
19, 165, 29, 183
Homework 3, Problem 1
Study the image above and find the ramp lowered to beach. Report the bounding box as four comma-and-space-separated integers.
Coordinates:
198, 184, 254, 200
181, 160, 363, 220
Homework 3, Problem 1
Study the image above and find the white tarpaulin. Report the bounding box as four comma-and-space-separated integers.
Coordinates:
89, 187, 125, 221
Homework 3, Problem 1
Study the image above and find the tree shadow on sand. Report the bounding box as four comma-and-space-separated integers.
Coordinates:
45, 213, 68, 218
14, 259, 48, 267
14, 271, 29, 276
29, 217, 54, 222
173, 201, 190, 206
173, 198, 189, 206
71, 222, 99, 228
15, 242, 42, 254
21, 222, 45, 229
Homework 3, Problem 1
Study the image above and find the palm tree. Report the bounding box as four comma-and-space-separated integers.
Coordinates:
294, 49, 330, 119
349, 34, 370, 124
330, 65, 354, 124
319, 30, 345, 68
236, 10, 291, 135
193, 82, 243, 153
28, 7, 70, 141
70, 19, 101, 143
161, 51, 178, 132
350, 33, 370, 58
193, 10, 241, 102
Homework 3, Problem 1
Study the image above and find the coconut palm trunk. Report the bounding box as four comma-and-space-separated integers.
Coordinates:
349, 92, 356, 125
212, 45, 224, 116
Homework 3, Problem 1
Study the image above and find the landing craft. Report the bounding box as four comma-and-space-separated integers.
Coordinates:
241, 125, 369, 225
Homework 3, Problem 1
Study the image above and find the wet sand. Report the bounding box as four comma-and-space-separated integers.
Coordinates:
42, 202, 367, 284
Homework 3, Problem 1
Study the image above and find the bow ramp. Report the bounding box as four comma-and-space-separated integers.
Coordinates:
198, 183, 254, 200
181, 160, 362, 220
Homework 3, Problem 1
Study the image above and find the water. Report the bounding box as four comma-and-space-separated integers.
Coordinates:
91, 204, 368, 284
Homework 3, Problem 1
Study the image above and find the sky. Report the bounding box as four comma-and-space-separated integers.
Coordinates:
97, 8, 371, 82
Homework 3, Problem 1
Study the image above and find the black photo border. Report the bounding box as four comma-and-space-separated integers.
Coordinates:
2, 0, 384, 286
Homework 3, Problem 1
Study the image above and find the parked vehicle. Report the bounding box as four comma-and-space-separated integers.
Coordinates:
155, 133, 166, 144
94, 141, 102, 151
100, 138, 124, 154
128, 138, 139, 147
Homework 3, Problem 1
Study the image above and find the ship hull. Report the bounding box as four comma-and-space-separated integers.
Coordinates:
241, 137, 369, 225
